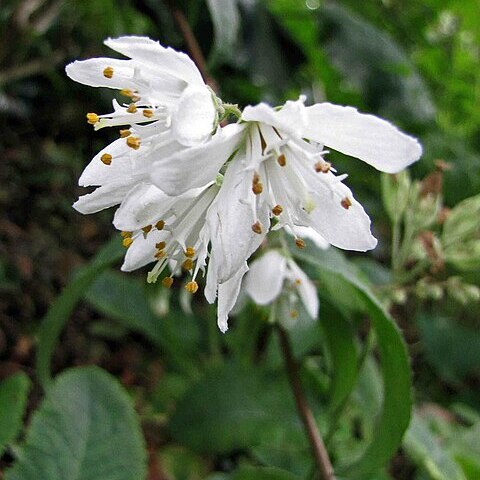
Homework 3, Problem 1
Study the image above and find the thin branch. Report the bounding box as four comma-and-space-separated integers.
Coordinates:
277, 325, 336, 480
163, 0, 218, 93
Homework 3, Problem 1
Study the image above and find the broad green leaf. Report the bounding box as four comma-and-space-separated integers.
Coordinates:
321, 302, 359, 413
206, 0, 240, 64
5, 367, 146, 480
169, 362, 299, 454
403, 413, 467, 480
0, 372, 31, 456
85, 270, 201, 374
232, 466, 300, 480
36, 237, 124, 389
293, 245, 412, 478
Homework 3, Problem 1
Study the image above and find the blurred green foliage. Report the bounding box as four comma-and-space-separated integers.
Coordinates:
0, 1, 479, 479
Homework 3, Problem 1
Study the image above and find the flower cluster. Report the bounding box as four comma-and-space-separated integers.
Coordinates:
67, 36, 422, 332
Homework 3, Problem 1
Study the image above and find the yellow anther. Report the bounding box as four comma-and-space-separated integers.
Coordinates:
119, 129, 131, 138
155, 220, 165, 230
251, 221, 263, 234
120, 89, 134, 97
142, 225, 152, 234
294, 278, 302, 285
252, 183, 263, 195
121, 231, 132, 238
127, 103, 138, 114
277, 154, 286, 167
272, 205, 283, 216
103, 66, 114, 79
341, 197, 352, 210
155, 250, 166, 259
185, 247, 195, 258
295, 238, 306, 249
290, 309, 298, 319
122, 237, 134, 248
86, 113, 99, 125
143, 109, 154, 118
126, 136, 141, 150
315, 161, 331, 173
100, 153, 112, 165
185, 281, 199, 294
162, 277, 174, 288
155, 241, 166, 250
182, 258, 194, 271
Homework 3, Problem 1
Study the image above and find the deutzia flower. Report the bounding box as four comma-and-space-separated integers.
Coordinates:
66, 36, 219, 216
244, 250, 319, 322
150, 97, 422, 331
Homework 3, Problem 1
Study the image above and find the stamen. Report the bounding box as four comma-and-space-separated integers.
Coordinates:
341, 197, 352, 210
252, 172, 263, 195
162, 277, 173, 288
127, 103, 137, 114
142, 225, 152, 234
185, 247, 195, 258
290, 309, 298, 319
272, 205, 283, 216
185, 281, 199, 294
259, 130, 267, 154
126, 136, 141, 150
155, 250, 166, 259
295, 238, 305, 249
103, 66, 114, 79
121, 231, 132, 238
143, 109, 154, 118
86, 113, 99, 125
294, 278, 302, 285
315, 161, 331, 173
277, 154, 287, 167
251, 221, 263, 234
155, 241, 166, 250
100, 153, 112, 165
122, 237, 133, 248
155, 220, 165, 230
182, 258, 194, 271
120, 89, 134, 97
119, 129, 131, 138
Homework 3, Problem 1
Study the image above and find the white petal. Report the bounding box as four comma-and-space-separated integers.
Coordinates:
121, 229, 167, 272
65, 58, 137, 90
170, 85, 217, 146
245, 251, 287, 305
207, 159, 269, 283
113, 183, 176, 230
308, 184, 377, 251
286, 258, 319, 319
73, 182, 133, 214
286, 225, 330, 250
304, 103, 422, 173
79, 138, 140, 187
242, 98, 307, 139
104, 36, 204, 86
150, 123, 245, 196
216, 263, 249, 333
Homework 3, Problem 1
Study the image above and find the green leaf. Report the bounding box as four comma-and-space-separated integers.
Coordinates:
321, 302, 359, 413
206, 0, 240, 64
36, 237, 124, 389
169, 362, 298, 454
232, 466, 300, 480
5, 367, 147, 480
0, 373, 31, 456
85, 270, 201, 374
403, 413, 467, 480
293, 245, 412, 478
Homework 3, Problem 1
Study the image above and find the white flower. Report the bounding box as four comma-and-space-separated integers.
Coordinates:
149, 97, 421, 331
66, 36, 219, 216
244, 250, 319, 321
